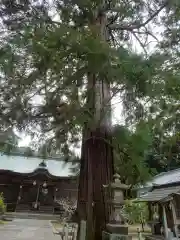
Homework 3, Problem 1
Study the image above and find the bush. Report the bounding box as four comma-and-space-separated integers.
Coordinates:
0, 193, 6, 214
122, 200, 148, 225
56, 197, 76, 221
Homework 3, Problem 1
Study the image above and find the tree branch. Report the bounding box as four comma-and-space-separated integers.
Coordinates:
108, 2, 167, 31
131, 31, 148, 56
133, 28, 160, 43
107, 13, 119, 26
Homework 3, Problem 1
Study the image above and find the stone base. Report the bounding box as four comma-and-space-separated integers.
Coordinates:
102, 231, 132, 240
106, 224, 128, 235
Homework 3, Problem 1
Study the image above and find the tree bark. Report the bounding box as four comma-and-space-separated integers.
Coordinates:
77, 9, 114, 240
87, 128, 114, 240
77, 130, 88, 222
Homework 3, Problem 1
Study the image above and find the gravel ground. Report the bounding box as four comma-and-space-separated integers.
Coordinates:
0, 218, 60, 240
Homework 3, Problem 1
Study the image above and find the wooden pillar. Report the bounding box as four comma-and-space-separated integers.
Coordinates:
148, 202, 152, 220
170, 200, 178, 238
53, 187, 57, 214
15, 184, 22, 211
162, 204, 168, 239
34, 184, 40, 209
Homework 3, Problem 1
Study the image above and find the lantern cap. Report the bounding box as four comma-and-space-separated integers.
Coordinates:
113, 173, 121, 181
103, 173, 131, 190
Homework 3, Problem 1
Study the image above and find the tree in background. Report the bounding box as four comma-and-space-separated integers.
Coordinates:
0, 193, 6, 217
111, 123, 180, 189
113, 123, 153, 187
0, 1, 180, 240
0, 128, 19, 153
146, 133, 180, 173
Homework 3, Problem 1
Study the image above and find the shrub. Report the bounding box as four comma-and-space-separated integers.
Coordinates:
0, 193, 6, 214
122, 200, 148, 225
56, 197, 77, 221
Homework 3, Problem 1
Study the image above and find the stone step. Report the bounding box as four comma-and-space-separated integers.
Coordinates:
4, 212, 60, 220
39, 206, 54, 213
16, 204, 30, 212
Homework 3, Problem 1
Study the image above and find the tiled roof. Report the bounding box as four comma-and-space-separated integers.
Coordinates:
144, 168, 180, 187
0, 153, 76, 177
138, 185, 180, 202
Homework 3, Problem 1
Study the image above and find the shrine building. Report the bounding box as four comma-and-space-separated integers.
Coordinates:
0, 153, 78, 214
137, 168, 180, 239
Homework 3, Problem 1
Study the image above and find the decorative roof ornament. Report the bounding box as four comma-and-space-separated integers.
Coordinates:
39, 160, 47, 168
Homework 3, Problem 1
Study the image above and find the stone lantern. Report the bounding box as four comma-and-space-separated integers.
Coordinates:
102, 173, 132, 240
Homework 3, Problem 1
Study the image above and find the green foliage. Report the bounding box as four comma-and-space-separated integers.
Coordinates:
2, 2, 180, 239
146, 131, 180, 173
0, 1, 168, 140
0, 0, 180, 180
113, 121, 180, 185
0, 193, 6, 214
123, 200, 148, 224
113, 122, 154, 186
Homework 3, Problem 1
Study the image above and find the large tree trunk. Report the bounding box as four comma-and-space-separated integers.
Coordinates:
77, 128, 114, 240
77, 10, 114, 240
77, 131, 88, 222
87, 128, 114, 240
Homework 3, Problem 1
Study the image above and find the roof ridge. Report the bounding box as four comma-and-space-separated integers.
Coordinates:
0, 153, 77, 177
0, 152, 65, 161
0, 152, 80, 162
154, 168, 180, 178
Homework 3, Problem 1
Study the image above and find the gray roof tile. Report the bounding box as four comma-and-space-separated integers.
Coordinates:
0, 154, 76, 177
138, 186, 180, 202
144, 168, 180, 187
